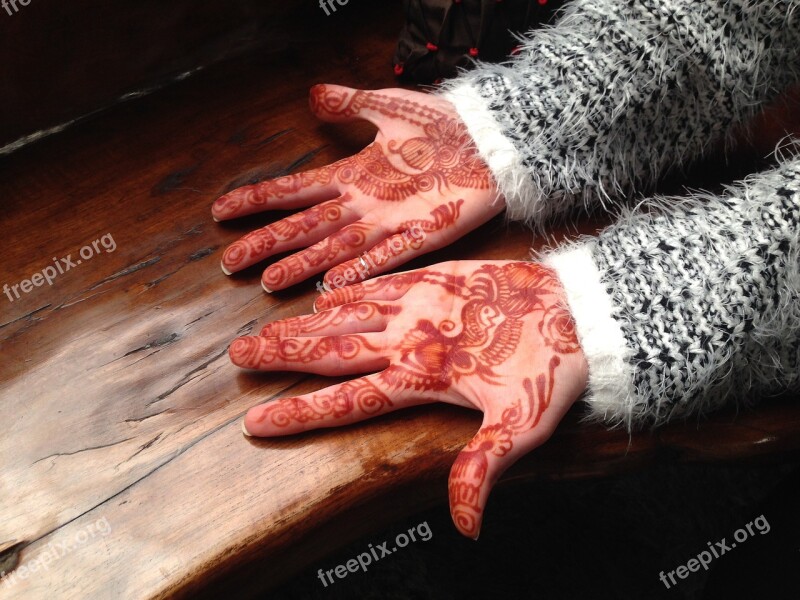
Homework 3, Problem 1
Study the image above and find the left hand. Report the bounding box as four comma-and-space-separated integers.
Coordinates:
230, 260, 589, 539
213, 85, 503, 292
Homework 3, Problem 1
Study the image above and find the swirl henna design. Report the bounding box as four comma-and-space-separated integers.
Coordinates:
222, 196, 353, 272
314, 269, 468, 312
214, 165, 338, 221
253, 378, 393, 430
230, 333, 381, 369
448, 359, 564, 539
261, 222, 373, 290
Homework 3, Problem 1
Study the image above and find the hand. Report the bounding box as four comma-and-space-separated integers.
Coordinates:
231, 261, 589, 539
213, 85, 503, 292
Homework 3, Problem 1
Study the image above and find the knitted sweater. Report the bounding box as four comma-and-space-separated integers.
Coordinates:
441, 0, 800, 428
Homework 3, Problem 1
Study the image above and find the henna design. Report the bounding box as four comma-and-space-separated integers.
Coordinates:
397, 199, 464, 235
381, 263, 566, 391
315, 269, 467, 311
262, 222, 372, 288
449, 357, 562, 538
253, 378, 392, 428
219, 87, 490, 221
214, 166, 337, 219
223, 197, 351, 270
539, 305, 582, 354
261, 302, 401, 337
324, 200, 465, 284
230, 334, 380, 368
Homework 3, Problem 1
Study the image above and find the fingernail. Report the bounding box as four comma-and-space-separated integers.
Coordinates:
212, 215, 220, 223
262, 280, 273, 293
242, 420, 252, 437
221, 262, 232, 276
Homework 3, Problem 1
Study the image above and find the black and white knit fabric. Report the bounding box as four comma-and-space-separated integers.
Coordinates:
439, 0, 800, 427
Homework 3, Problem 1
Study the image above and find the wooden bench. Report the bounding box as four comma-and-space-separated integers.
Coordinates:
2, 2, 799, 597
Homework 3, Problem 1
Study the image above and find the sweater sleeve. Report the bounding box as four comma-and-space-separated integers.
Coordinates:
440, 0, 800, 226
542, 156, 800, 429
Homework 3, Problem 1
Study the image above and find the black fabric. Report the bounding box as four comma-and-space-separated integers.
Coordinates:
393, 0, 564, 83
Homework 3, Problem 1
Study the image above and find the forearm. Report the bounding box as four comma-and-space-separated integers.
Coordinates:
442, 0, 800, 225
544, 157, 800, 428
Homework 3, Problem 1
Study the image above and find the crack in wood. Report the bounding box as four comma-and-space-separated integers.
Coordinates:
32, 437, 136, 466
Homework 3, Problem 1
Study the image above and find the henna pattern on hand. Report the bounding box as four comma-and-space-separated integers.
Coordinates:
253, 378, 393, 429
261, 302, 401, 337
448, 357, 564, 538
230, 333, 380, 368
324, 200, 465, 285
223, 196, 352, 270
243, 261, 582, 539
216, 86, 490, 219
381, 263, 566, 391
261, 222, 372, 289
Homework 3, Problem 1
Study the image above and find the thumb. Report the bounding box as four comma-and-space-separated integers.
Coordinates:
448, 373, 562, 540
308, 84, 388, 128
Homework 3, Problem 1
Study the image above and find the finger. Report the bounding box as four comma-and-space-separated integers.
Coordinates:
229, 332, 389, 375
212, 164, 340, 221
220, 197, 358, 274
260, 301, 400, 337
308, 84, 393, 129
448, 376, 558, 540
323, 200, 468, 285
242, 372, 435, 437
260, 220, 382, 292
313, 271, 417, 312
314, 266, 460, 312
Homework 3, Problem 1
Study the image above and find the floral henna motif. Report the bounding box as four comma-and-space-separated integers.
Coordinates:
539, 305, 582, 354
253, 378, 393, 429
449, 357, 564, 538
381, 263, 565, 391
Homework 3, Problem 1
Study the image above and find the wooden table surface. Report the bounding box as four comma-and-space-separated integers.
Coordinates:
2, 3, 800, 599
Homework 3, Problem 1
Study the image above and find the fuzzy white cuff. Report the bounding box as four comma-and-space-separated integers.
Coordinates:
542, 243, 637, 428
441, 82, 540, 222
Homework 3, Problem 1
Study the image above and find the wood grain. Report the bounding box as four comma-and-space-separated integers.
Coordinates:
1, 2, 799, 598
